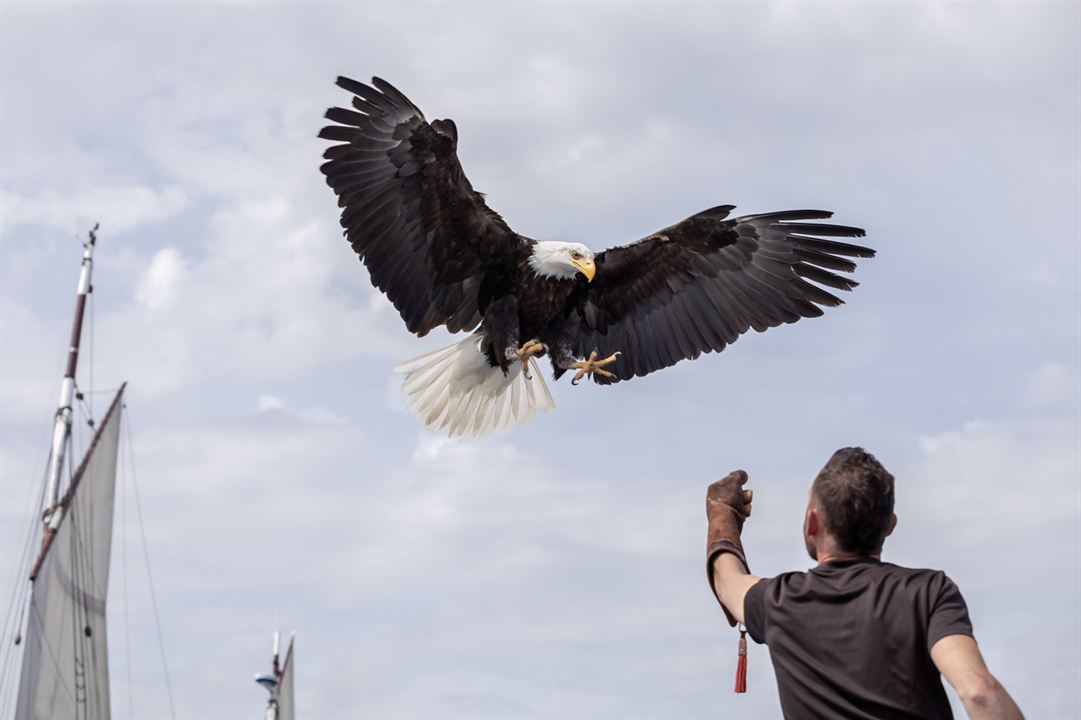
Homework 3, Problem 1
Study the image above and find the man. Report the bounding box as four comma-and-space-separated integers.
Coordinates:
706, 447, 1022, 719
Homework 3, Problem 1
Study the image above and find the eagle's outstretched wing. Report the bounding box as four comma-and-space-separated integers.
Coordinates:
319, 76, 531, 337
563, 206, 874, 383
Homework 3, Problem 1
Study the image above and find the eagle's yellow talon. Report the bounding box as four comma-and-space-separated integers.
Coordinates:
570, 351, 621, 385
515, 339, 545, 377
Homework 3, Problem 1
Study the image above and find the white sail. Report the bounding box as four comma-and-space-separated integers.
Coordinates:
276, 636, 295, 720
15, 386, 124, 720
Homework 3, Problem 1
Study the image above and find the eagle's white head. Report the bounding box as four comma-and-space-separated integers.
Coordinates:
528, 241, 596, 282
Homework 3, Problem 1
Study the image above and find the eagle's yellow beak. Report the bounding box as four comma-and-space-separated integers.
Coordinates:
572, 257, 596, 282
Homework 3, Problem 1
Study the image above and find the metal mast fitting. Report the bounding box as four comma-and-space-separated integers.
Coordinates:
255, 631, 282, 720
42, 223, 98, 528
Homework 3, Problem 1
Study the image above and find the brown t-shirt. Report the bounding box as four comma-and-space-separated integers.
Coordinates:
744, 558, 973, 719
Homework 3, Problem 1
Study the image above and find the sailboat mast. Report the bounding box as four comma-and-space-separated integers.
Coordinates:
255, 631, 295, 720
272, 630, 281, 677
41, 223, 98, 528
256, 631, 282, 720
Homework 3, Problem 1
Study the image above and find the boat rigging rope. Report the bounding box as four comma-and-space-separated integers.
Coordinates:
23, 599, 78, 708
124, 406, 178, 720
0, 435, 84, 717
0, 472, 48, 718
121, 444, 135, 720
0, 356, 69, 716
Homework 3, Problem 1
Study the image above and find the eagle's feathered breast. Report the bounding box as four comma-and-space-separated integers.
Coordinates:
515, 268, 579, 343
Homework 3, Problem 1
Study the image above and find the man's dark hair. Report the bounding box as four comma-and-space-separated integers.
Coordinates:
812, 447, 895, 556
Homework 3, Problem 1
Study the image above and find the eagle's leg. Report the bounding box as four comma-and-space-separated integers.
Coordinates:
570, 351, 621, 385
506, 339, 547, 379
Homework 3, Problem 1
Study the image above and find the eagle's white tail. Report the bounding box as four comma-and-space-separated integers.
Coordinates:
393, 334, 556, 438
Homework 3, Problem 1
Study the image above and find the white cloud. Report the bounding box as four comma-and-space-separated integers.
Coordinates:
135, 247, 185, 311
256, 394, 285, 412
1023, 260, 1063, 289
296, 407, 345, 426
910, 417, 1079, 534
0, 185, 188, 236
1022, 362, 1079, 408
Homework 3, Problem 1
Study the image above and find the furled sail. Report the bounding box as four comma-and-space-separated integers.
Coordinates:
15, 385, 124, 720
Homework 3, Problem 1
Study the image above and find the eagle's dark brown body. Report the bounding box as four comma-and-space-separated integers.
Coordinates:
479, 268, 578, 371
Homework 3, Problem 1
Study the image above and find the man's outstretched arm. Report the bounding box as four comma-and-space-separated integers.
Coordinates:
931, 635, 1023, 720
710, 553, 760, 626
705, 470, 758, 625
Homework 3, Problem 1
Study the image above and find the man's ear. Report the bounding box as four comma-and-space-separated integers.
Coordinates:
805, 506, 820, 536
885, 513, 897, 537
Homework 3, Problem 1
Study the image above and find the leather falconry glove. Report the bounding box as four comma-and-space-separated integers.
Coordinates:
706, 470, 754, 627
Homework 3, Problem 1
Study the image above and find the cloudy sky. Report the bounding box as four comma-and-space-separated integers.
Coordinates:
1, 2, 1078, 718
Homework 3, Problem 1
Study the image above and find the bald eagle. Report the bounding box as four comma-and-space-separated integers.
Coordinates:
319, 77, 875, 438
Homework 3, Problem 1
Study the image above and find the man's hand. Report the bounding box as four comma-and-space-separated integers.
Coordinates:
707, 470, 754, 529
706, 470, 757, 626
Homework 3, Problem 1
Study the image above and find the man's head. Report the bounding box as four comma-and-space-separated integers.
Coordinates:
803, 447, 897, 562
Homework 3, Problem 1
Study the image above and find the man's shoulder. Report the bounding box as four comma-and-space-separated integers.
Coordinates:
757, 560, 957, 595
867, 560, 945, 572
746, 559, 972, 646
750, 568, 813, 600
873, 561, 957, 586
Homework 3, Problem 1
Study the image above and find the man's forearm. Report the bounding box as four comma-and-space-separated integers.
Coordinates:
959, 676, 1024, 720
710, 552, 760, 626
932, 635, 1023, 720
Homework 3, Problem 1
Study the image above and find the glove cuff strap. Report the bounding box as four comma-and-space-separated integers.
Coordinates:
706, 541, 749, 626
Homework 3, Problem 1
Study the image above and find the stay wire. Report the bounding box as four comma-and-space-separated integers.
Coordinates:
0, 387, 66, 716
0, 484, 43, 718
0, 465, 46, 664
22, 597, 78, 710
121, 450, 134, 720
0, 408, 62, 715
123, 407, 176, 720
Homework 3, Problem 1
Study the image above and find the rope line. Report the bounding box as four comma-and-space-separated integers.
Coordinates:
0, 363, 71, 716
121, 442, 135, 720
0, 493, 43, 717
124, 408, 177, 720
25, 598, 78, 708
0, 463, 47, 702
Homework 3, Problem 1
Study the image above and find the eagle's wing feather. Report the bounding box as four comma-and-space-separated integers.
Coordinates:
320, 76, 530, 337
565, 206, 874, 383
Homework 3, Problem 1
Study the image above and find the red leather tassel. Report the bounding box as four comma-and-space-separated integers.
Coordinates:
734, 629, 748, 693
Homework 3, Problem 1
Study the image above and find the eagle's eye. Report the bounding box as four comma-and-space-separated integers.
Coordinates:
571, 251, 581, 260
